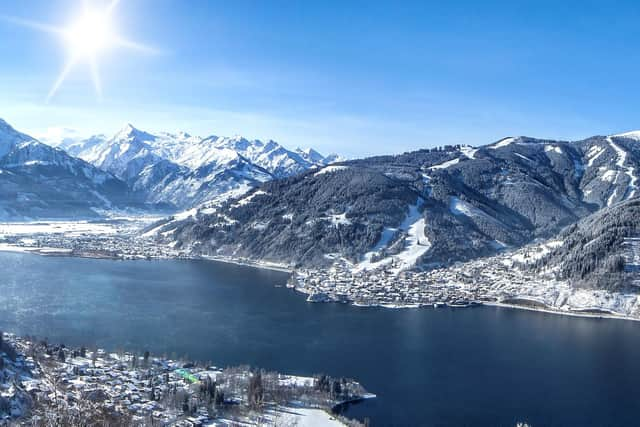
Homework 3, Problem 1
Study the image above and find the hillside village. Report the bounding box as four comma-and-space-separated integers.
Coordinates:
294, 241, 640, 319
0, 332, 372, 426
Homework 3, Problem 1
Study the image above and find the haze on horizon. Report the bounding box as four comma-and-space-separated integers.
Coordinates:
1, 0, 639, 158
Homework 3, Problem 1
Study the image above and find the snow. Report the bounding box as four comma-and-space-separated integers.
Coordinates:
607, 186, 619, 207
327, 213, 351, 226
514, 152, 533, 162
510, 240, 563, 264
613, 130, 640, 141
429, 157, 460, 170
357, 200, 431, 273
450, 197, 480, 217
601, 169, 618, 183
173, 208, 198, 221
314, 165, 349, 176
449, 197, 499, 224
459, 145, 478, 159
490, 137, 515, 149
491, 240, 509, 250
607, 136, 638, 199
235, 190, 268, 207
362, 228, 398, 261
544, 145, 563, 155
0, 221, 117, 237
278, 375, 315, 388
56, 123, 337, 208
586, 145, 606, 167
264, 407, 343, 427
392, 216, 430, 272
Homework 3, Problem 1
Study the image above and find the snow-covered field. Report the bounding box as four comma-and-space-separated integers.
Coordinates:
429, 157, 460, 170
265, 407, 344, 427
0, 221, 118, 236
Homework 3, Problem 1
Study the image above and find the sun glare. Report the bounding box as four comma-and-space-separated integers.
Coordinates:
65, 10, 113, 56
0, 0, 158, 102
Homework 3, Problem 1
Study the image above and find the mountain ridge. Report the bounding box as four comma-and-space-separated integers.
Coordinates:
0, 119, 147, 219
54, 124, 342, 209
156, 130, 640, 273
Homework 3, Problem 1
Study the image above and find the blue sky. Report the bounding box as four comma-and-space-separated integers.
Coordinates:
0, 0, 639, 157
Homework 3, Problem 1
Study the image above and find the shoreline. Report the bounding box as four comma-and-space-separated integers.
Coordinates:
2, 243, 639, 323
0, 243, 293, 273
484, 301, 640, 323
199, 254, 293, 273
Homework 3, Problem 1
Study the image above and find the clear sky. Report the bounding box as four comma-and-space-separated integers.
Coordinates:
0, 0, 639, 157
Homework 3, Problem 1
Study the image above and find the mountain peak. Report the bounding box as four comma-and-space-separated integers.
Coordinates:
0, 118, 37, 158
295, 147, 326, 164
0, 118, 23, 136
113, 124, 155, 143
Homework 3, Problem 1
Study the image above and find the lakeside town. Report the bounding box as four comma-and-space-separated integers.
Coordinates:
293, 243, 640, 320
0, 332, 373, 426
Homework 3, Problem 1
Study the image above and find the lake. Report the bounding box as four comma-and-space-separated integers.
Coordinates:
1, 251, 639, 426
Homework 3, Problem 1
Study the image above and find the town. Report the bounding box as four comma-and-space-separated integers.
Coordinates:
0, 332, 373, 426
293, 243, 640, 320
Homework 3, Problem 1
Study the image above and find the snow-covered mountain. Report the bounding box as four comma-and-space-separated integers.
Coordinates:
0, 119, 139, 219
61, 124, 340, 208
157, 130, 640, 273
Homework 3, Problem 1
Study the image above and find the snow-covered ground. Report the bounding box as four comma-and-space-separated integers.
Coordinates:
0, 221, 118, 236
264, 407, 344, 427
314, 165, 350, 176
586, 145, 606, 167
509, 240, 563, 264
489, 137, 515, 149
544, 145, 563, 155
459, 145, 478, 159
606, 136, 638, 200
614, 130, 640, 141
429, 157, 460, 170
357, 200, 430, 273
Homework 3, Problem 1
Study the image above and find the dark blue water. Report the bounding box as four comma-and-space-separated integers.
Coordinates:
1, 251, 639, 426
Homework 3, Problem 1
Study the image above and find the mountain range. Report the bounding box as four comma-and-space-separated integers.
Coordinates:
5, 114, 640, 288
0, 119, 137, 219
156, 131, 640, 281
0, 118, 341, 218
53, 124, 343, 208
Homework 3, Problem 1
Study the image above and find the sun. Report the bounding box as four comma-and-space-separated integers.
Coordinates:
65, 9, 113, 57
0, 0, 158, 103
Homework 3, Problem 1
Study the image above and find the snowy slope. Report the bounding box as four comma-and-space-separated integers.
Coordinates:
60, 124, 339, 209
0, 119, 136, 219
